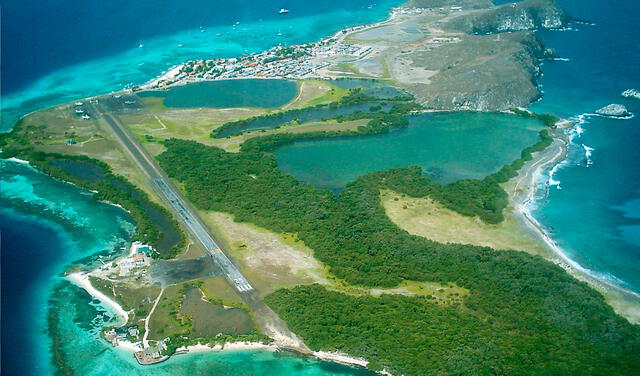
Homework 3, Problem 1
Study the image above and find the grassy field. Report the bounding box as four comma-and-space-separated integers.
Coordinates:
380, 190, 550, 256
328, 62, 362, 76
88, 276, 161, 328
147, 284, 185, 340
199, 276, 246, 307
122, 105, 266, 145
283, 79, 348, 109
18, 103, 167, 206
198, 210, 469, 305
199, 211, 328, 296
180, 285, 255, 338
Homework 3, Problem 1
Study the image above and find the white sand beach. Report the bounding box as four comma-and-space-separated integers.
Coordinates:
510, 123, 640, 322
67, 272, 129, 325
175, 341, 278, 354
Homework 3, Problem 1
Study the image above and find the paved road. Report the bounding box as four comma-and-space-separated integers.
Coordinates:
92, 99, 308, 350
91, 101, 253, 292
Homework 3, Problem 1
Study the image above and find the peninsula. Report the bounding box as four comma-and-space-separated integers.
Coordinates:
140, 0, 566, 111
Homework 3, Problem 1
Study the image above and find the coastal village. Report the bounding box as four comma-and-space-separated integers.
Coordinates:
142, 37, 370, 89
140, 7, 433, 90
90, 241, 171, 364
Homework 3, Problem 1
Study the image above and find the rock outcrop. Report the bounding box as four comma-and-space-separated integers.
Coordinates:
333, 0, 571, 111
445, 0, 569, 34
621, 89, 640, 100
595, 104, 632, 118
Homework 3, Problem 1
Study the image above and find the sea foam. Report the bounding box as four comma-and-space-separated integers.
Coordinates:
582, 144, 595, 167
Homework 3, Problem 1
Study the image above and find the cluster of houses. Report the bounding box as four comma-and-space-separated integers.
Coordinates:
104, 324, 169, 364
134, 341, 168, 364
105, 325, 140, 346
94, 241, 153, 278
143, 36, 375, 89
116, 242, 153, 277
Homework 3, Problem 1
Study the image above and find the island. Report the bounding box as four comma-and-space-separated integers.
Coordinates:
1, 0, 639, 375
596, 103, 633, 118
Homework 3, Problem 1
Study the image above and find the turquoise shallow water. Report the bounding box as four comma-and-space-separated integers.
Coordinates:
276, 112, 543, 190
526, 0, 640, 292
0, 0, 402, 129
0, 160, 376, 376
0, 160, 135, 375
0, 2, 402, 374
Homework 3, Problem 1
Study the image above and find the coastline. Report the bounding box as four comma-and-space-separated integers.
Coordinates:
67, 261, 377, 372
312, 351, 368, 368
173, 344, 374, 372
66, 272, 129, 325
509, 121, 640, 323
135, 5, 409, 92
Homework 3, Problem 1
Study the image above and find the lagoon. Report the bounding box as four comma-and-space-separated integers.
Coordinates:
276, 112, 544, 191
138, 79, 298, 109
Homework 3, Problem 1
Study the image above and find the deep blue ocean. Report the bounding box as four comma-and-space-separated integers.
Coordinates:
1, 0, 639, 374
0, 0, 402, 128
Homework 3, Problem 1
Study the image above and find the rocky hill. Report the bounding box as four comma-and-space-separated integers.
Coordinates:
445, 0, 569, 34
407, 32, 554, 111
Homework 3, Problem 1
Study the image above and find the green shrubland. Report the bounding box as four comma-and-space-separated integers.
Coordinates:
157, 112, 640, 375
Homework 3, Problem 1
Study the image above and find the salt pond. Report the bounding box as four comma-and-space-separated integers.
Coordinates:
276, 112, 544, 191
138, 79, 298, 109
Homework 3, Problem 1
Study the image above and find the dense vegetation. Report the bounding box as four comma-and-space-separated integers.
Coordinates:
211, 88, 413, 138
510, 108, 560, 128
0, 128, 186, 258
4, 104, 637, 373
157, 115, 640, 374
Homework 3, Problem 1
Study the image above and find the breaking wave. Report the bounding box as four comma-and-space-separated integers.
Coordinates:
582, 144, 595, 167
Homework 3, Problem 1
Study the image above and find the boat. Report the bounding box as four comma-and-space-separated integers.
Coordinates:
278, 8, 289, 14
138, 41, 144, 48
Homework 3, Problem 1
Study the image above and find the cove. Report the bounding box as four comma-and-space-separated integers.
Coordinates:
276, 112, 543, 191
137, 79, 298, 108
